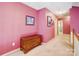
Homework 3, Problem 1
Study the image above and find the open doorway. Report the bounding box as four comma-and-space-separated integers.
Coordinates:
57, 20, 63, 35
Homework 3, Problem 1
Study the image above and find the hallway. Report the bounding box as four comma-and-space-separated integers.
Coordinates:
6, 34, 74, 56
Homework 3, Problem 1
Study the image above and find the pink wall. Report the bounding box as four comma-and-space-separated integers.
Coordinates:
63, 17, 70, 34
37, 8, 55, 42
0, 3, 55, 55
0, 2, 38, 55
70, 6, 79, 33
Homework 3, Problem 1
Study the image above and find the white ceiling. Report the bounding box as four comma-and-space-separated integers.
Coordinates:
22, 2, 78, 15
72, 2, 79, 6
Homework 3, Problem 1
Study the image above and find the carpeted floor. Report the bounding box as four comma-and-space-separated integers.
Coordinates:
6, 35, 74, 56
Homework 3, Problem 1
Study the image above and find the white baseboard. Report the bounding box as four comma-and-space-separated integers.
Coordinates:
2, 48, 20, 56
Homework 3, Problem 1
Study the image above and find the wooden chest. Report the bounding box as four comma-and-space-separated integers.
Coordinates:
20, 34, 42, 53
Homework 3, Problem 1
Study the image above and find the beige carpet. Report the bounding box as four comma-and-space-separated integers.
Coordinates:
7, 35, 74, 56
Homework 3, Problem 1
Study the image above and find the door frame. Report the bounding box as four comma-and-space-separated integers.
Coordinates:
70, 28, 74, 50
